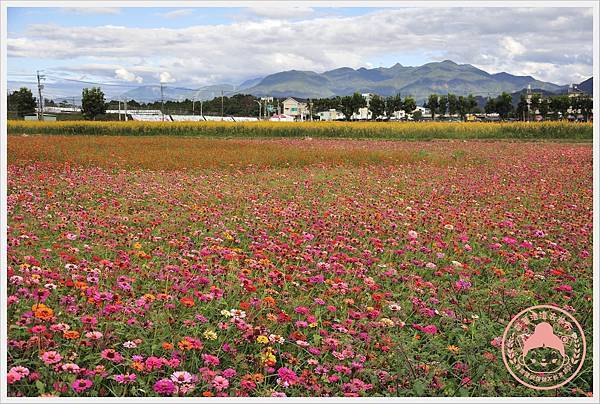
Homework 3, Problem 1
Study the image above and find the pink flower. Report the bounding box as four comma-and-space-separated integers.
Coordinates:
422, 324, 438, 334
114, 373, 137, 384
408, 230, 419, 240
170, 371, 192, 384
100, 349, 123, 363
7, 371, 23, 384
202, 354, 220, 366
212, 375, 229, 391
40, 351, 62, 364
71, 379, 93, 393
153, 378, 175, 396
277, 367, 298, 387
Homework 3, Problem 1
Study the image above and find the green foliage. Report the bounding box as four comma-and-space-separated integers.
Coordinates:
369, 95, 386, 120
81, 87, 106, 120
7, 87, 37, 117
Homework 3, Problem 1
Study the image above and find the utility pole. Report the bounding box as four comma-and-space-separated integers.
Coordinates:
255, 100, 261, 120
36, 70, 45, 121
221, 90, 224, 121
124, 99, 128, 121
200, 100, 203, 117
118, 100, 122, 121
160, 82, 165, 122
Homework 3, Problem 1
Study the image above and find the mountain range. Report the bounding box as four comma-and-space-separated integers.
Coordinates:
7, 60, 592, 104
241, 60, 571, 102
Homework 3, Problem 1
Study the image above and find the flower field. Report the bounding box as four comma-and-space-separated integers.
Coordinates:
7, 120, 594, 140
6, 135, 594, 397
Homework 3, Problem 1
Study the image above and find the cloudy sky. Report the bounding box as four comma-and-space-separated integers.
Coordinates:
7, 5, 594, 92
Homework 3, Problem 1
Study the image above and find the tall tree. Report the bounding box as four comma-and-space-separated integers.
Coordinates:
82, 87, 106, 120
466, 94, 477, 114
369, 94, 385, 120
385, 94, 402, 118
351, 92, 367, 118
340, 95, 354, 121
495, 92, 513, 119
549, 95, 570, 119
438, 95, 448, 117
7, 87, 37, 118
426, 94, 440, 120
530, 94, 541, 116
402, 97, 416, 119
448, 94, 459, 116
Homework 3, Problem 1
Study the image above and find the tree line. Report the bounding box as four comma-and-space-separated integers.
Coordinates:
7, 86, 593, 121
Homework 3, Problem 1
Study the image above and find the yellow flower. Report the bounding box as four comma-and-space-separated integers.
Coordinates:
203, 330, 217, 341
133, 242, 142, 249
256, 335, 269, 344
448, 345, 460, 354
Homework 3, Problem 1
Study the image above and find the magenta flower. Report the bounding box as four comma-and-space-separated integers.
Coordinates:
71, 379, 93, 393
153, 378, 175, 396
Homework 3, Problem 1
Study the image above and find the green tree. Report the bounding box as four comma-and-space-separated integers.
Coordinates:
351, 92, 367, 118
484, 98, 496, 114
369, 94, 385, 120
426, 94, 440, 120
549, 96, 570, 119
7, 87, 37, 118
82, 87, 106, 120
385, 94, 402, 118
466, 94, 477, 114
530, 94, 541, 116
339, 95, 354, 121
516, 94, 529, 121
438, 95, 448, 117
495, 92, 513, 119
402, 97, 416, 119
539, 98, 549, 119
448, 94, 459, 116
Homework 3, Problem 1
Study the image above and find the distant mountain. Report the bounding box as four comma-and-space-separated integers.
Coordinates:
238, 77, 264, 90
119, 84, 236, 102
578, 77, 592, 94
242, 60, 566, 102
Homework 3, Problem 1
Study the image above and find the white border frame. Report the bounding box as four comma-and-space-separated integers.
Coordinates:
0, 1, 598, 403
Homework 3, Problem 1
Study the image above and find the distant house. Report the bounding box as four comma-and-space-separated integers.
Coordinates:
567, 84, 586, 98
317, 109, 345, 121
282, 97, 308, 120
351, 107, 372, 120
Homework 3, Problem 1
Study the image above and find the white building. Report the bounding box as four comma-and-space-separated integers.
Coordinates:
317, 109, 345, 121
282, 97, 308, 120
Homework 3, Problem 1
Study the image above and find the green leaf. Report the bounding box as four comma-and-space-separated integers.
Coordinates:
35, 380, 45, 394
413, 380, 425, 396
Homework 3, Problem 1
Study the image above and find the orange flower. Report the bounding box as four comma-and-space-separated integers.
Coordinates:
162, 342, 174, 350
262, 296, 276, 307
143, 293, 156, 302
131, 361, 144, 372
178, 339, 193, 351
239, 301, 250, 310
32, 304, 54, 321
63, 330, 80, 339
180, 297, 195, 307
202, 392, 214, 397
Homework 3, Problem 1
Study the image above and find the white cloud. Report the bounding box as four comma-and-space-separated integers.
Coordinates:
501, 37, 526, 57
63, 7, 121, 15
161, 9, 194, 19
248, 6, 314, 19
159, 71, 176, 83
7, 7, 593, 85
114, 68, 143, 83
